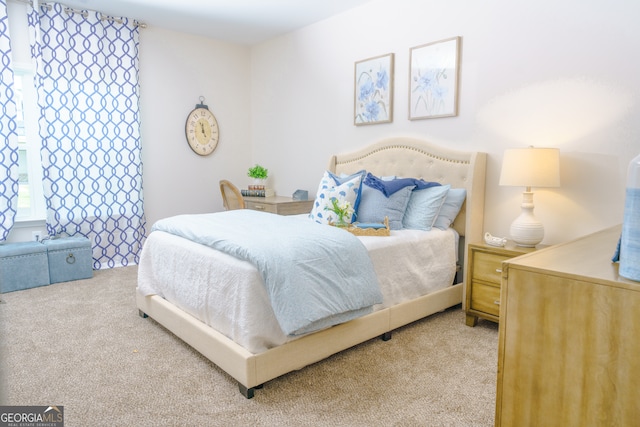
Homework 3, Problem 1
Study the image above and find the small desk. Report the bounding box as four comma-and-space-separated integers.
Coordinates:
244, 196, 313, 216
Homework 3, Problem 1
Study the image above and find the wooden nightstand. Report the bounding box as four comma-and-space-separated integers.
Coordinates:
244, 195, 313, 216
465, 241, 542, 326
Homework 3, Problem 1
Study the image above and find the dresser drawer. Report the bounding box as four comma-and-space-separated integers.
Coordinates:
471, 251, 509, 284
469, 281, 501, 317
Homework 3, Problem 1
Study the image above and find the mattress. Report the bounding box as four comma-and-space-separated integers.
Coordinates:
137, 225, 457, 354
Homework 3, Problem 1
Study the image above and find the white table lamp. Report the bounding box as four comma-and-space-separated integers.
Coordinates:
499, 147, 560, 247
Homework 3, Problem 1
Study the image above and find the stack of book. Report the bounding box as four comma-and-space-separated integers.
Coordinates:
241, 184, 274, 197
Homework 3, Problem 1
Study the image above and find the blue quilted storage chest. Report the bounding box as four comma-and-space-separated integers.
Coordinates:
0, 241, 50, 293
44, 236, 93, 284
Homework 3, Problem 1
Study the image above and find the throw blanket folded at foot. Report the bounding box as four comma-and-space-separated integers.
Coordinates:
152, 210, 382, 336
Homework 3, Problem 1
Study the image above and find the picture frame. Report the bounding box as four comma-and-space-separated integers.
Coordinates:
354, 53, 394, 125
409, 36, 461, 120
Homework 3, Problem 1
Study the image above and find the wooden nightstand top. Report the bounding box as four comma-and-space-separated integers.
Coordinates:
468, 240, 546, 256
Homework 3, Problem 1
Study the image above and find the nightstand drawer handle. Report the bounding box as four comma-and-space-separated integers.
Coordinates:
494, 300, 501, 305
253, 205, 265, 210
495, 268, 502, 273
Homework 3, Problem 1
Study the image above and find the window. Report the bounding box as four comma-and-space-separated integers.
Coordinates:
14, 66, 46, 221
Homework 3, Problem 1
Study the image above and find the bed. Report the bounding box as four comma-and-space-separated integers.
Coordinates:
136, 137, 487, 398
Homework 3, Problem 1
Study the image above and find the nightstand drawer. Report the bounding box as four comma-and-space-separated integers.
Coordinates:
469, 281, 501, 317
471, 251, 509, 284
245, 201, 278, 214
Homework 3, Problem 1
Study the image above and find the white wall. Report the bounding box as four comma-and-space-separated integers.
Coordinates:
250, 0, 640, 245
8, 0, 640, 248
138, 27, 252, 228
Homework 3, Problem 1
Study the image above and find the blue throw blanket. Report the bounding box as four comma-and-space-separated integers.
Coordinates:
152, 210, 382, 336
364, 173, 441, 196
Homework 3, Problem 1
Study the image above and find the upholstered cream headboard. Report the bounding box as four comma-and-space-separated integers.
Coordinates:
328, 137, 487, 245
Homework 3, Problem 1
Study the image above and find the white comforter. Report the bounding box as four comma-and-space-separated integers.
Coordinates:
138, 216, 457, 353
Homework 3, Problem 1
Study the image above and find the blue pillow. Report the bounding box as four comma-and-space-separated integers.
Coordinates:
309, 170, 365, 225
403, 185, 451, 231
331, 170, 366, 185
356, 184, 414, 230
364, 173, 440, 196
433, 188, 467, 230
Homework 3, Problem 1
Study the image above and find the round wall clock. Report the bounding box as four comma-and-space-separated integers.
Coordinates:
185, 97, 219, 156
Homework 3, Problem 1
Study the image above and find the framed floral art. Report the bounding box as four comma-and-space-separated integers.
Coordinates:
409, 36, 461, 120
354, 53, 394, 125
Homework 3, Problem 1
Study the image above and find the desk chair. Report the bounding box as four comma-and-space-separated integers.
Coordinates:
219, 180, 245, 210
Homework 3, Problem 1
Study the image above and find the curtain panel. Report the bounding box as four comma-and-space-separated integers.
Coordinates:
0, 0, 19, 241
30, 2, 145, 268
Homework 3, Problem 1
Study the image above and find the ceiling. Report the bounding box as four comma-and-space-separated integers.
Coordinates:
57, 0, 374, 45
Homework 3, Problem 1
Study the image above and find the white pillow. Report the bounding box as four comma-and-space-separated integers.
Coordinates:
309, 171, 364, 225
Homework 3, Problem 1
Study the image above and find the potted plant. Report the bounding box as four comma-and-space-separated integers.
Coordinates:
247, 164, 268, 186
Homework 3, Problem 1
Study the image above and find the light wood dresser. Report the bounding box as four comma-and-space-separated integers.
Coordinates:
244, 195, 313, 216
495, 225, 640, 427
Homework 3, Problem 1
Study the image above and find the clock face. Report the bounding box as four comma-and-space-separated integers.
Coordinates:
185, 107, 219, 156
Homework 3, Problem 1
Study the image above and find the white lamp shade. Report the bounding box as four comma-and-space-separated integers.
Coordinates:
499, 147, 560, 188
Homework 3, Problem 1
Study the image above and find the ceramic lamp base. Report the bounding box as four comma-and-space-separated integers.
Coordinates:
510, 191, 544, 247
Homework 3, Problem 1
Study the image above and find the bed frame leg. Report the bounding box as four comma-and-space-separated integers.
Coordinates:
239, 384, 255, 399
381, 331, 392, 341
138, 309, 148, 318
238, 383, 263, 399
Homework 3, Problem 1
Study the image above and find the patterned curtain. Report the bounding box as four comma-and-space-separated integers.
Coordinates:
29, 2, 145, 268
0, 0, 19, 241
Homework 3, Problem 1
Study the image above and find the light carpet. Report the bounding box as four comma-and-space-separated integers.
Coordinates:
0, 266, 498, 426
